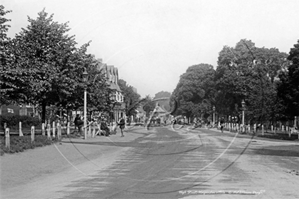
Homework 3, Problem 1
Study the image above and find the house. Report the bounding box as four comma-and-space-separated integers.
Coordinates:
0, 104, 36, 117
97, 62, 126, 122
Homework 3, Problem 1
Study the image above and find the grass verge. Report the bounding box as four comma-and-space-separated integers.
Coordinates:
0, 135, 58, 156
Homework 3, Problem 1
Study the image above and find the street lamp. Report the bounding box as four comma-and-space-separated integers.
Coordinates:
241, 99, 245, 133
83, 67, 88, 139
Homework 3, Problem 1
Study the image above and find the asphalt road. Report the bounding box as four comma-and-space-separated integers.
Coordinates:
1, 125, 298, 199
60, 126, 299, 199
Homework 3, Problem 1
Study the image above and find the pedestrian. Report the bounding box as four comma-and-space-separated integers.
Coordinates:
118, 117, 125, 137
74, 114, 83, 134
220, 118, 224, 133
100, 118, 110, 136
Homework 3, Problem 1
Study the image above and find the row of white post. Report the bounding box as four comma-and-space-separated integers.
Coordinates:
4, 121, 71, 150
223, 123, 298, 138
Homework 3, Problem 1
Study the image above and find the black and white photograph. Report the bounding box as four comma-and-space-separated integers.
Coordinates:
0, 0, 299, 198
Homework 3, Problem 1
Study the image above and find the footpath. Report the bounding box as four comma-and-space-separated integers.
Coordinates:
0, 126, 149, 199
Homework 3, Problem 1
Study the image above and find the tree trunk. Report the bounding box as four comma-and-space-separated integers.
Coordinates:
41, 101, 46, 123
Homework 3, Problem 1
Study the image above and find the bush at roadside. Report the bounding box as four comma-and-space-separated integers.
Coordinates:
0, 115, 41, 130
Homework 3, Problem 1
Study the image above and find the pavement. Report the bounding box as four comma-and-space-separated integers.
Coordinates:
0, 125, 299, 199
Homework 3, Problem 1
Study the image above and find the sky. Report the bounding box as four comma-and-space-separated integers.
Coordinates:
2, 0, 299, 98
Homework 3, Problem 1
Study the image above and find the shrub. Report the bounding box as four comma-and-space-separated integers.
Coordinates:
0, 115, 41, 129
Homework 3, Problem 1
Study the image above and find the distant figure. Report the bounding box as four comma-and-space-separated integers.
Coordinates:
220, 118, 224, 133
74, 114, 83, 134
100, 119, 110, 136
118, 117, 125, 137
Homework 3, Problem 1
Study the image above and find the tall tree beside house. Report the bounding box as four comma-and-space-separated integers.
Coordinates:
171, 64, 216, 121
85, 56, 112, 113
118, 79, 141, 116
142, 95, 156, 117
277, 41, 299, 120
0, 5, 21, 105
10, 9, 89, 122
215, 39, 288, 123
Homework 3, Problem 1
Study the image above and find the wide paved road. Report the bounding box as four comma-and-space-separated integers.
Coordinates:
59, 126, 299, 199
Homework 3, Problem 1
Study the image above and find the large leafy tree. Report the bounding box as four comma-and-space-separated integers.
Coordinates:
215, 39, 288, 124
118, 79, 141, 116
142, 95, 156, 117
86, 56, 112, 113
277, 41, 299, 120
0, 5, 20, 104
171, 63, 216, 120
10, 9, 88, 122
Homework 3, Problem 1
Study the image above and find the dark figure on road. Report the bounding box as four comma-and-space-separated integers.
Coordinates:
118, 117, 125, 137
100, 120, 110, 136
74, 114, 83, 134
220, 118, 225, 133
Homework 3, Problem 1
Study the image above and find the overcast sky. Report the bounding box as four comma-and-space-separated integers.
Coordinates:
3, 0, 299, 97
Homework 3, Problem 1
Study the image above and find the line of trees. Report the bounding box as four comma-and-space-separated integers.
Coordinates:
171, 39, 299, 125
1, 6, 114, 122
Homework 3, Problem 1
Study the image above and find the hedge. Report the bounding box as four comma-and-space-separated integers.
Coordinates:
0, 115, 41, 129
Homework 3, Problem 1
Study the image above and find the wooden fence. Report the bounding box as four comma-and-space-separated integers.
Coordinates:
221, 123, 299, 138
3, 121, 107, 150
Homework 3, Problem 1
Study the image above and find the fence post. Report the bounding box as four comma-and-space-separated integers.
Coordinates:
92, 123, 96, 138
47, 123, 51, 139
88, 123, 91, 137
52, 121, 56, 138
282, 125, 284, 133
5, 128, 10, 149
288, 127, 291, 138
254, 124, 256, 134
57, 123, 61, 139
31, 126, 35, 143
262, 125, 264, 136
67, 122, 70, 135
271, 125, 273, 133
42, 123, 45, 136
19, 121, 23, 136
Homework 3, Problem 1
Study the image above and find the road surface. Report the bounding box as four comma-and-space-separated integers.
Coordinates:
1, 125, 299, 199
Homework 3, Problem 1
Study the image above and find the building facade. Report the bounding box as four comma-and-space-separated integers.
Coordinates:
97, 62, 126, 122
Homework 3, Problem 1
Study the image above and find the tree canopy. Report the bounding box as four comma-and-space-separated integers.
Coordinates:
277, 41, 299, 120
1, 9, 111, 122
171, 63, 215, 120
118, 79, 141, 116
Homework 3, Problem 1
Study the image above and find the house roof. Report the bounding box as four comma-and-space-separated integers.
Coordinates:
97, 63, 121, 92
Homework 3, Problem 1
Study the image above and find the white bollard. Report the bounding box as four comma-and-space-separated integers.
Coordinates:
262, 125, 264, 136
254, 124, 256, 133
92, 123, 96, 138
47, 123, 51, 139
5, 128, 10, 149
19, 121, 23, 136
282, 125, 284, 133
53, 122, 56, 138
57, 123, 61, 139
88, 123, 91, 137
288, 127, 291, 138
271, 125, 273, 133
42, 123, 45, 136
31, 126, 35, 142
67, 122, 70, 135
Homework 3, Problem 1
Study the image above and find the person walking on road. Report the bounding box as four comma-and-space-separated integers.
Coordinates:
118, 117, 125, 137
220, 118, 225, 133
74, 114, 83, 135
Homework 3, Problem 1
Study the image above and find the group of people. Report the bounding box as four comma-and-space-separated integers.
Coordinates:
73, 114, 126, 137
